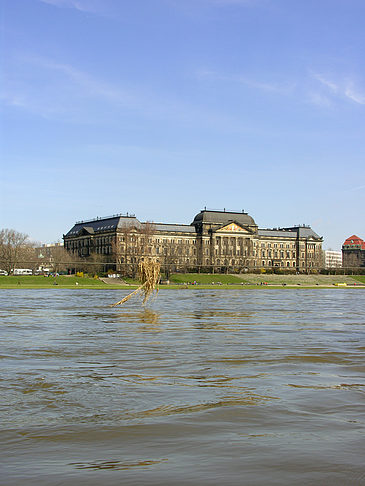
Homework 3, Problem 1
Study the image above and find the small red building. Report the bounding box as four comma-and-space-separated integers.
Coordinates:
342, 235, 365, 268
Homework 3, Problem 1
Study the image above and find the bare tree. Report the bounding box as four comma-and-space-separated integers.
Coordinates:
79, 252, 107, 275
49, 246, 77, 274
0, 229, 31, 274
162, 239, 179, 280
20, 244, 38, 273
112, 222, 156, 277
112, 223, 133, 276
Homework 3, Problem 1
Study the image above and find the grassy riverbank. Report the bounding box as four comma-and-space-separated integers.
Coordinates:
0, 275, 111, 289
0, 274, 364, 289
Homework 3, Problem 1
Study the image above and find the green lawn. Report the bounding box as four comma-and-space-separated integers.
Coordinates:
1, 273, 364, 289
168, 273, 244, 284
0, 275, 110, 288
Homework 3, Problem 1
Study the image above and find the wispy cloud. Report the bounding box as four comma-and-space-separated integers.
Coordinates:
197, 68, 295, 95
39, 0, 104, 14
1, 55, 254, 133
311, 72, 365, 106
312, 73, 338, 93
346, 184, 365, 192
197, 67, 365, 110
29, 57, 133, 103
306, 91, 333, 108
1, 55, 135, 120
165, 0, 262, 12
204, 0, 259, 4
344, 83, 365, 105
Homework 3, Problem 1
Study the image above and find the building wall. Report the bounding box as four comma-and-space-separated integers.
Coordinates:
63, 210, 323, 273
342, 235, 365, 268
324, 250, 342, 268
342, 248, 365, 267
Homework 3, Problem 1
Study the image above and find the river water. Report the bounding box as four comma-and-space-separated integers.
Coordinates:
1, 289, 364, 485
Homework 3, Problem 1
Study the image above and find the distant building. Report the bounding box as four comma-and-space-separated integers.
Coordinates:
342, 235, 365, 268
35, 242, 65, 272
324, 250, 342, 268
63, 209, 323, 273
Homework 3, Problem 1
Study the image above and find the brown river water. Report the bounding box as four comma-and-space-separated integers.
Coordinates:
1, 289, 364, 485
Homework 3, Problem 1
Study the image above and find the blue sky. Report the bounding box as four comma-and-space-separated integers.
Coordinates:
1, 0, 364, 249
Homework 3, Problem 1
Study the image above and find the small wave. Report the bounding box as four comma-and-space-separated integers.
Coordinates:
70, 458, 168, 470
124, 394, 278, 419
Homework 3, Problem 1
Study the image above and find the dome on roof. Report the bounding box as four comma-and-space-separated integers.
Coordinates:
192, 210, 256, 227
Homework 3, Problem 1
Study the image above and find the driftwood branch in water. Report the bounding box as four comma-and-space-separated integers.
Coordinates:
111, 260, 160, 307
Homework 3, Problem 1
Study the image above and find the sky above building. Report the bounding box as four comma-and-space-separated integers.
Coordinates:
1, 0, 364, 250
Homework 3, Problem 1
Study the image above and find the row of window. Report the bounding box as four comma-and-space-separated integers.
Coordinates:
259, 260, 318, 268
259, 250, 296, 258
254, 242, 296, 249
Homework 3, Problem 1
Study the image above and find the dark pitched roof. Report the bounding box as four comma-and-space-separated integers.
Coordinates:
258, 229, 297, 238
154, 223, 196, 233
64, 215, 140, 237
258, 226, 322, 240
192, 210, 256, 226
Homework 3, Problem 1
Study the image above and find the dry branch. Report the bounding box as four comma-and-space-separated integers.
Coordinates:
111, 259, 160, 307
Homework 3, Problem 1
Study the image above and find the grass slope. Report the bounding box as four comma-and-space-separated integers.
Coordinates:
0, 275, 111, 288
1, 274, 364, 289
169, 273, 243, 284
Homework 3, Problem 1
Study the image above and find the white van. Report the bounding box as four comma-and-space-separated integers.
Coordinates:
13, 269, 33, 276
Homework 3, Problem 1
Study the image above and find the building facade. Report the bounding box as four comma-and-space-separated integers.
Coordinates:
342, 235, 365, 268
324, 250, 342, 268
63, 209, 323, 273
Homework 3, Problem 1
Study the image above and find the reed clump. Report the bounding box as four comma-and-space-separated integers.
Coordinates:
111, 259, 160, 307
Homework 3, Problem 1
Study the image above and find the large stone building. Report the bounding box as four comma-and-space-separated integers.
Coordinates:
342, 235, 365, 268
63, 209, 323, 273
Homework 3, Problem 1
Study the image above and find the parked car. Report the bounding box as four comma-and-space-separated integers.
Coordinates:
0, 270, 8, 276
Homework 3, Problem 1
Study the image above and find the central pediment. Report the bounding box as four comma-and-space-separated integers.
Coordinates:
216, 222, 249, 233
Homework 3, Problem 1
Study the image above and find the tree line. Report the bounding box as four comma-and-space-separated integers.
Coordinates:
0, 229, 76, 275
